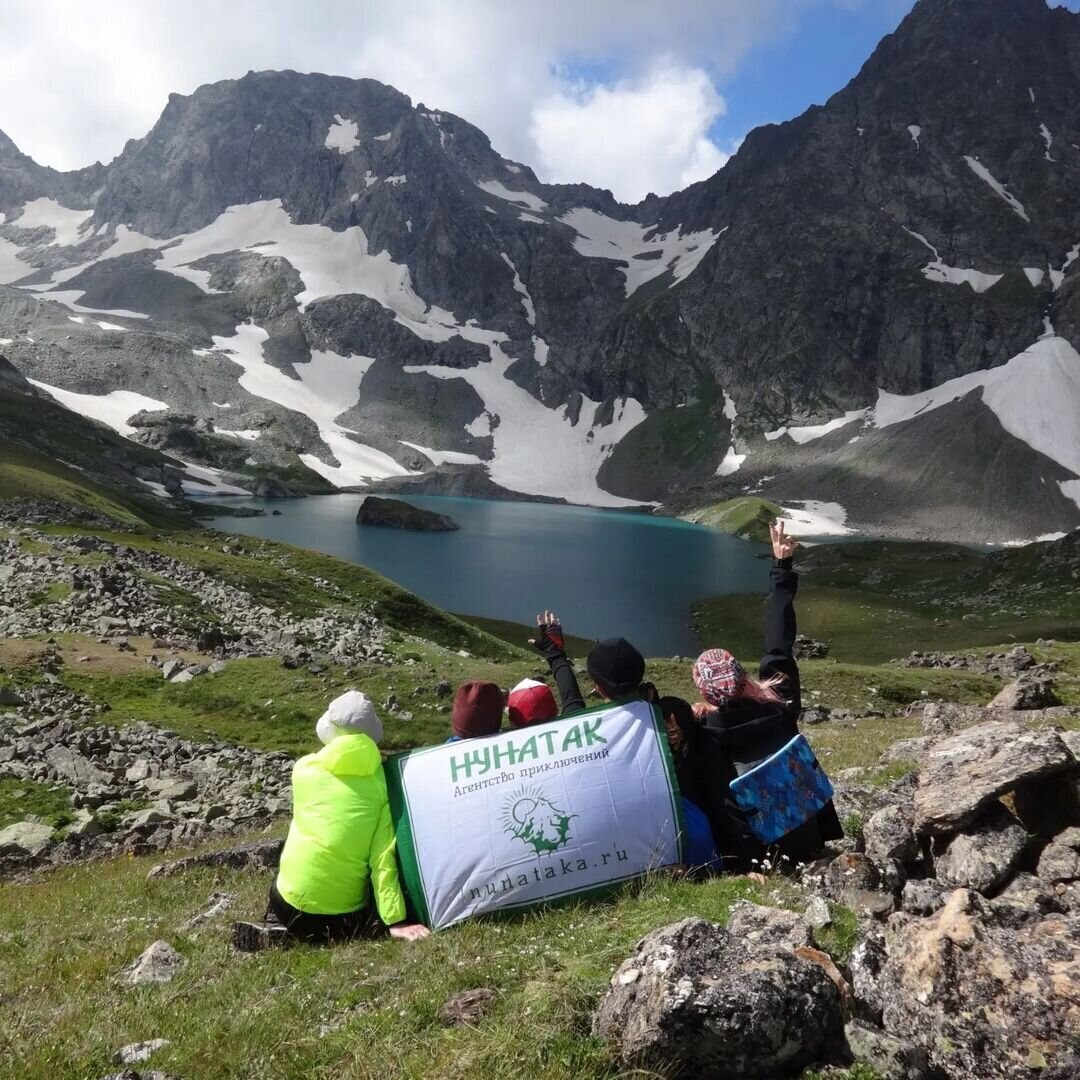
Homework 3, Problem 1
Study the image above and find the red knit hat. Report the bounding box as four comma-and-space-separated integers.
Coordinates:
451, 681, 505, 739
507, 678, 558, 728
692, 648, 747, 707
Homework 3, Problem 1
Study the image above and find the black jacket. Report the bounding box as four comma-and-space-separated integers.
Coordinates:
690, 558, 843, 869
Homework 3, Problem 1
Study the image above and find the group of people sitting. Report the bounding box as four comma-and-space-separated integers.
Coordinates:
233, 521, 842, 950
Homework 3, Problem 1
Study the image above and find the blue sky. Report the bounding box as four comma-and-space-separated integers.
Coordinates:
3, 0, 1078, 201
709, 2, 912, 146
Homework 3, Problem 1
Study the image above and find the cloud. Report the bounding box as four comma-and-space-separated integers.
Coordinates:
531, 64, 730, 201
0, 0, 902, 201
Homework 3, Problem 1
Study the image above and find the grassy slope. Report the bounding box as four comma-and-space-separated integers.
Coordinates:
1, 842, 855, 1080
695, 540, 1080, 665
2, 462, 1079, 1077
682, 496, 781, 543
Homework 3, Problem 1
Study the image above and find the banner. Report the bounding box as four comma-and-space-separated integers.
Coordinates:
386, 699, 685, 930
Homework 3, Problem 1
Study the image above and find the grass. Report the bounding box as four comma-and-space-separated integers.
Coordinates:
682, 496, 781, 543
0, 839, 849, 1080
454, 614, 597, 660
0, 779, 74, 831
694, 540, 1080, 665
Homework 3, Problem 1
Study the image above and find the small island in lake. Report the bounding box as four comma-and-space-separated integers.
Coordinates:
356, 496, 459, 532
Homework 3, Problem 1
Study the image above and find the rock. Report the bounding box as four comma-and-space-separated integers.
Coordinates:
913, 721, 1074, 835
845, 1020, 930, 1080
848, 923, 887, 1022
122, 941, 185, 986
67, 809, 102, 839
169, 670, 195, 684
142, 778, 197, 802
879, 889, 1080, 1079
0, 820, 54, 857
935, 804, 1029, 894
208, 660, 227, 674
125, 760, 153, 783
804, 895, 832, 929
991, 872, 1067, 924
1037, 826, 1080, 885
824, 853, 895, 917
989, 677, 1062, 710
593, 918, 843, 1077
435, 680, 452, 697
800, 705, 832, 726
725, 902, 814, 950
793, 635, 829, 659
44, 745, 112, 786
878, 737, 931, 766
900, 878, 948, 916
160, 659, 185, 681
179, 891, 236, 931
864, 804, 919, 868
147, 838, 283, 879
0, 685, 25, 707
113, 1039, 171, 1065
437, 987, 497, 1027
356, 496, 459, 531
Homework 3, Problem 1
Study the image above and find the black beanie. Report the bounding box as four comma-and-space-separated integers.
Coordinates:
587, 637, 645, 698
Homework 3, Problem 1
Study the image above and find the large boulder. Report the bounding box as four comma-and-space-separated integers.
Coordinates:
0, 820, 54, 857
864, 803, 919, 868
724, 901, 813, 951
934, 804, 1028, 894
879, 889, 1080, 1079
913, 721, 1074, 835
988, 677, 1061, 710
844, 1020, 930, 1080
1037, 827, 1080, 885
593, 917, 843, 1078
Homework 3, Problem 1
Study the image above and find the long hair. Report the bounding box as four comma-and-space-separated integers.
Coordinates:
736, 672, 786, 705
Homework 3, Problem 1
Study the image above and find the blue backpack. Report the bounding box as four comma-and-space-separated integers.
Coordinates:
728, 734, 834, 845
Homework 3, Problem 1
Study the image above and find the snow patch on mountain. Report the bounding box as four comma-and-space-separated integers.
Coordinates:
1040, 122, 1054, 161
0, 237, 31, 283
1024, 267, 1046, 287
780, 501, 854, 537
559, 208, 719, 297
12, 198, 92, 247
399, 441, 485, 467
210, 321, 410, 486
324, 115, 359, 154
385, 175, 407, 186
963, 157, 1031, 222
908, 125, 922, 148
903, 228, 1003, 292
179, 461, 252, 497
27, 379, 167, 436
715, 446, 745, 476
766, 409, 869, 444
1060, 480, 1080, 511
404, 348, 650, 507
874, 336, 1080, 476
499, 253, 535, 326
476, 180, 547, 213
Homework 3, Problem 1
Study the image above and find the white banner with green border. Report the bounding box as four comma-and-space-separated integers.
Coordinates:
386, 699, 685, 930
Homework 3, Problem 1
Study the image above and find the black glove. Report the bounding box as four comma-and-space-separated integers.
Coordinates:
531, 615, 567, 661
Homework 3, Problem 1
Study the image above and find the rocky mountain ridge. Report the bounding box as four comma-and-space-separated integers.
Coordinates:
1, 0, 1079, 539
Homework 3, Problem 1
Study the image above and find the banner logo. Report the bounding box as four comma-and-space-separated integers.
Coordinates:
500, 784, 577, 854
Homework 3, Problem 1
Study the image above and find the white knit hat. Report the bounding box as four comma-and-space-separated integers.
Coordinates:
315, 690, 384, 745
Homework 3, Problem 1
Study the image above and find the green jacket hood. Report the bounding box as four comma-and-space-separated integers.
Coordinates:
313, 732, 383, 777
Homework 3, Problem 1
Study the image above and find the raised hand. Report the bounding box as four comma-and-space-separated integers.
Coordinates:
389, 922, 431, 942
529, 610, 566, 654
770, 519, 799, 561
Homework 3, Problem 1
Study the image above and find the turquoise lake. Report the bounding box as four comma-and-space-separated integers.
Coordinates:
211, 495, 772, 655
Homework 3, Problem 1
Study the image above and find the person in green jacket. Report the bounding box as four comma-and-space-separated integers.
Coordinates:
233, 690, 429, 949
